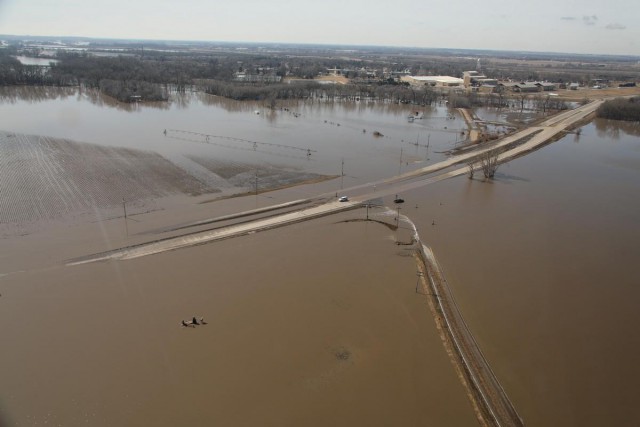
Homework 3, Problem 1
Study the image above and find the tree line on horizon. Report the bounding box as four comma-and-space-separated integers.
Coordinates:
0, 47, 627, 109
0, 50, 444, 105
0, 48, 477, 103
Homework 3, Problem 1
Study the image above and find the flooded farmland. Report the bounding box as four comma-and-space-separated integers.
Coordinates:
0, 86, 465, 185
403, 119, 640, 426
1, 87, 639, 425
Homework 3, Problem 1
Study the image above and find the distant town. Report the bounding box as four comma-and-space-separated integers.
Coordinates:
1, 35, 639, 107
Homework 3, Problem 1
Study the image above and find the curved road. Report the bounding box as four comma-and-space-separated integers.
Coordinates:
68, 99, 602, 265
67, 100, 604, 427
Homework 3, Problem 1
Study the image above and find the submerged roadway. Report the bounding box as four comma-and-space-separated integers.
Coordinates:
69, 99, 603, 265
67, 99, 604, 427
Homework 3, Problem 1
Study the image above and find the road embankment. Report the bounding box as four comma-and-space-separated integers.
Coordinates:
418, 244, 524, 427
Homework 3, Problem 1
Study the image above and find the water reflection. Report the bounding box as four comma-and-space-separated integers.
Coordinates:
195, 92, 258, 111
173, 91, 191, 110
0, 86, 171, 112
0, 85, 468, 184
78, 88, 170, 112
492, 172, 531, 183
0, 86, 77, 104
0, 86, 449, 121
595, 118, 640, 139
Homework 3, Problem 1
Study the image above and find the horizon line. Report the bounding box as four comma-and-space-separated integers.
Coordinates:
2, 33, 640, 60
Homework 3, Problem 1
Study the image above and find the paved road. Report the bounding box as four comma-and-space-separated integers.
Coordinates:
69, 100, 602, 265
67, 100, 604, 426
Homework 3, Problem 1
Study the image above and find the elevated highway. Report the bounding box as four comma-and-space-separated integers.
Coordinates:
69, 99, 603, 265
67, 100, 604, 427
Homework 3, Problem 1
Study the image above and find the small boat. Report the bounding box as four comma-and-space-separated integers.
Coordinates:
394, 195, 405, 204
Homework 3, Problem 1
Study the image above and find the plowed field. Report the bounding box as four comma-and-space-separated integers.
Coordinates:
0, 131, 325, 236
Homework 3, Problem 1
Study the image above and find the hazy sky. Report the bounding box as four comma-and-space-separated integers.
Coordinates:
1, 0, 639, 56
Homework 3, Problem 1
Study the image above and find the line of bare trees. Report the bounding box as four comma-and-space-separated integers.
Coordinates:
596, 96, 640, 121
448, 90, 569, 112
0, 52, 56, 85
202, 79, 440, 105
98, 79, 168, 102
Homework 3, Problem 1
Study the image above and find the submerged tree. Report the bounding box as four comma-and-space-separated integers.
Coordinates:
480, 150, 500, 179
467, 161, 475, 179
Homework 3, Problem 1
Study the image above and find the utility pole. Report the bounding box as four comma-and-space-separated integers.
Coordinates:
254, 170, 258, 209
395, 206, 402, 244
341, 157, 345, 190
398, 148, 403, 175
366, 203, 370, 220
122, 198, 128, 238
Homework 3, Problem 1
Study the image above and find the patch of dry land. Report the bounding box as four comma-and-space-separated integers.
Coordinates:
0, 131, 476, 425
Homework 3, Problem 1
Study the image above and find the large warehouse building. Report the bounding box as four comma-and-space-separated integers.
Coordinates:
401, 75, 464, 87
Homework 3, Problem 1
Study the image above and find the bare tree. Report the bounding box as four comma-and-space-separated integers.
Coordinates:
518, 93, 528, 113
480, 150, 500, 178
534, 94, 551, 114
467, 161, 475, 179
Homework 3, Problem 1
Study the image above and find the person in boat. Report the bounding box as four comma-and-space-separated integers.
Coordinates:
192, 316, 199, 325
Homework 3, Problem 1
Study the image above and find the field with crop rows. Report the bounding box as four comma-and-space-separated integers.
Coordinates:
0, 131, 213, 234
1, 131, 332, 236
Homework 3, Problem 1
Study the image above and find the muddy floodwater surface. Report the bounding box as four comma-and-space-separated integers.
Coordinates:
0, 86, 464, 186
403, 119, 640, 426
1, 87, 639, 425
0, 212, 476, 426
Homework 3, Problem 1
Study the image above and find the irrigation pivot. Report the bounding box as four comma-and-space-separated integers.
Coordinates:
165, 129, 317, 158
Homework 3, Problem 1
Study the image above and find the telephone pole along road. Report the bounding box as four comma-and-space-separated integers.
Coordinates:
68, 99, 602, 265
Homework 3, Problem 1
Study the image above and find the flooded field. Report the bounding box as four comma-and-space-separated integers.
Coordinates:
0, 210, 477, 426
0, 86, 465, 235
1, 86, 639, 425
0, 86, 465, 186
0, 130, 329, 236
401, 119, 640, 426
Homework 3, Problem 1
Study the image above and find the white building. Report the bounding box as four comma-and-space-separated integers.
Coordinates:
401, 75, 464, 87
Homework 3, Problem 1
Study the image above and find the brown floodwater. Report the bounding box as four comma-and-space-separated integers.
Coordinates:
397, 119, 640, 426
0, 86, 464, 188
0, 210, 476, 426
1, 87, 639, 425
